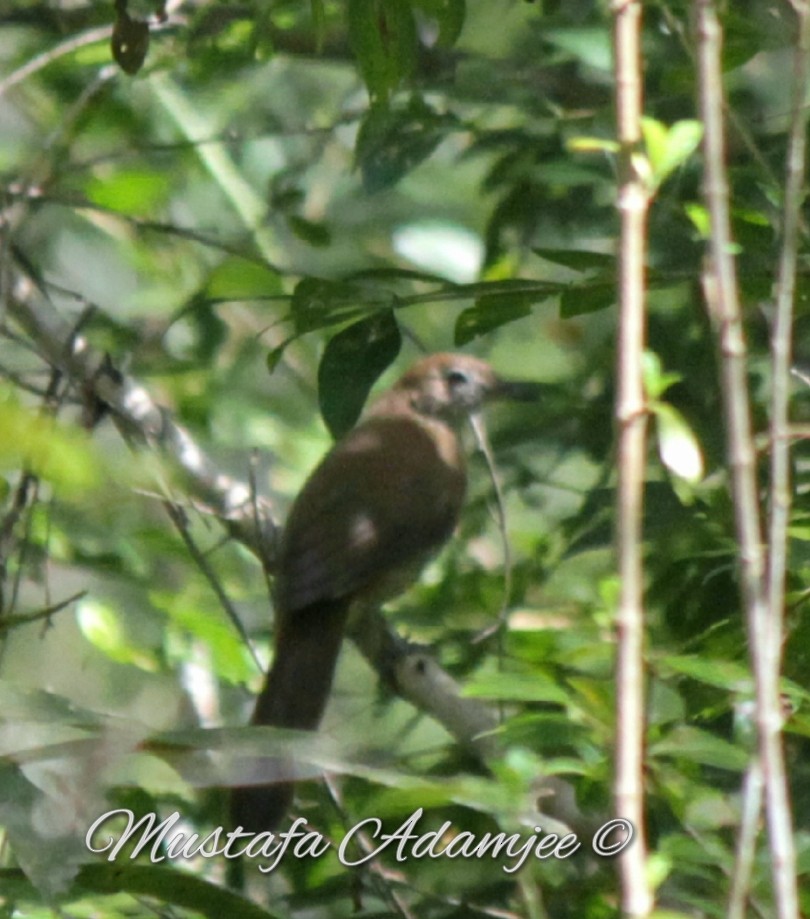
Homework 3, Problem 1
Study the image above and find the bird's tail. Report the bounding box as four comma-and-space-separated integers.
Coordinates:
231, 599, 350, 833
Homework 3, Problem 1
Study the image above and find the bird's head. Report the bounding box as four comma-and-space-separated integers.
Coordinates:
395, 353, 541, 424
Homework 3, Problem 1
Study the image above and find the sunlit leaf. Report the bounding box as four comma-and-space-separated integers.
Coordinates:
76, 600, 158, 671
0, 390, 103, 495
85, 170, 171, 216
412, 0, 466, 47
642, 117, 703, 188
653, 403, 704, 484
205, 258, 282, 299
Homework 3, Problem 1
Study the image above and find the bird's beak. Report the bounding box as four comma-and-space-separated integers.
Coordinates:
488, 377, 546, 403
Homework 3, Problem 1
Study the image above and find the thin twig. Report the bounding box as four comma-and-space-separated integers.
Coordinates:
468, 411, 513, 644
0, 591, 86, 633
612, 0, 653, 915
322, 774, 417, 919
0, 26, 113, 99
163, 499, 263, 672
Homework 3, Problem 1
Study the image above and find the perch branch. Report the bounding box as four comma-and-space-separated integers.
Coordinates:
4, 266, 586, 832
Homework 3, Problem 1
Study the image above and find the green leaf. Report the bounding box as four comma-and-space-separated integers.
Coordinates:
412, 0, 466, 47
289, 277, 368, 334
642, 350, 682, 399
660, 655, 753, 692
0, 389, 104, 494
205, 258, 282, 299
355, 97, 455, 192
76, 600, 158, 671
650, 726, 748, 771
266, 340, 291, 373
532, 248, 614, 273
560, 282, 615, 317
287, 215, 332, 247
544, 28, 613, 72
153, 591, 253, 684
318, 310, 402, 438
653, 403, 704, 483
454, 292, 536, 345
566, 135, 620, 155
85, 169, 171, 216
347, 0, 418, 103
642, 117, 703, 189
74, 864, 280, 919
463, 671, 572, 705
684, 202, 711, 238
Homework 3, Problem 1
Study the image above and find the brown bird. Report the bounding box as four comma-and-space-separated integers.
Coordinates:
231, 352, 538, 832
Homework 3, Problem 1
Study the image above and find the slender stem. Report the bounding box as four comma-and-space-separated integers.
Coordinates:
612, 1, 652, 915
760, 0, 810, 915
728, 759, 764, 919
695, 2, 799, 916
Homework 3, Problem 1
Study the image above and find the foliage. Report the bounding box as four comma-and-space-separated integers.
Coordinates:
0, 0, 809, 917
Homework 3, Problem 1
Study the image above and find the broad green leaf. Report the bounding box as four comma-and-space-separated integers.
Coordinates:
532, 248, 614, 273
355, 98, 456, 192
348, 0, 417, 103
560, 282, 615, 317
85, 169, 170, 216
660, 655, 753, 692
454, 292, 536, 345
463, 671, 572, 705
544, 28, 612, 72
289, 277, 369, 334
650, 726, 748, 771
318, 310, 402, 438
205, 258, 282, 299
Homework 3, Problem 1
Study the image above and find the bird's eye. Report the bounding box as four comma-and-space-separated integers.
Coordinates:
446, 369, 469, 387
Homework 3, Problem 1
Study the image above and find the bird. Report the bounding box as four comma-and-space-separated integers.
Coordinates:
231, 352, 538, 832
